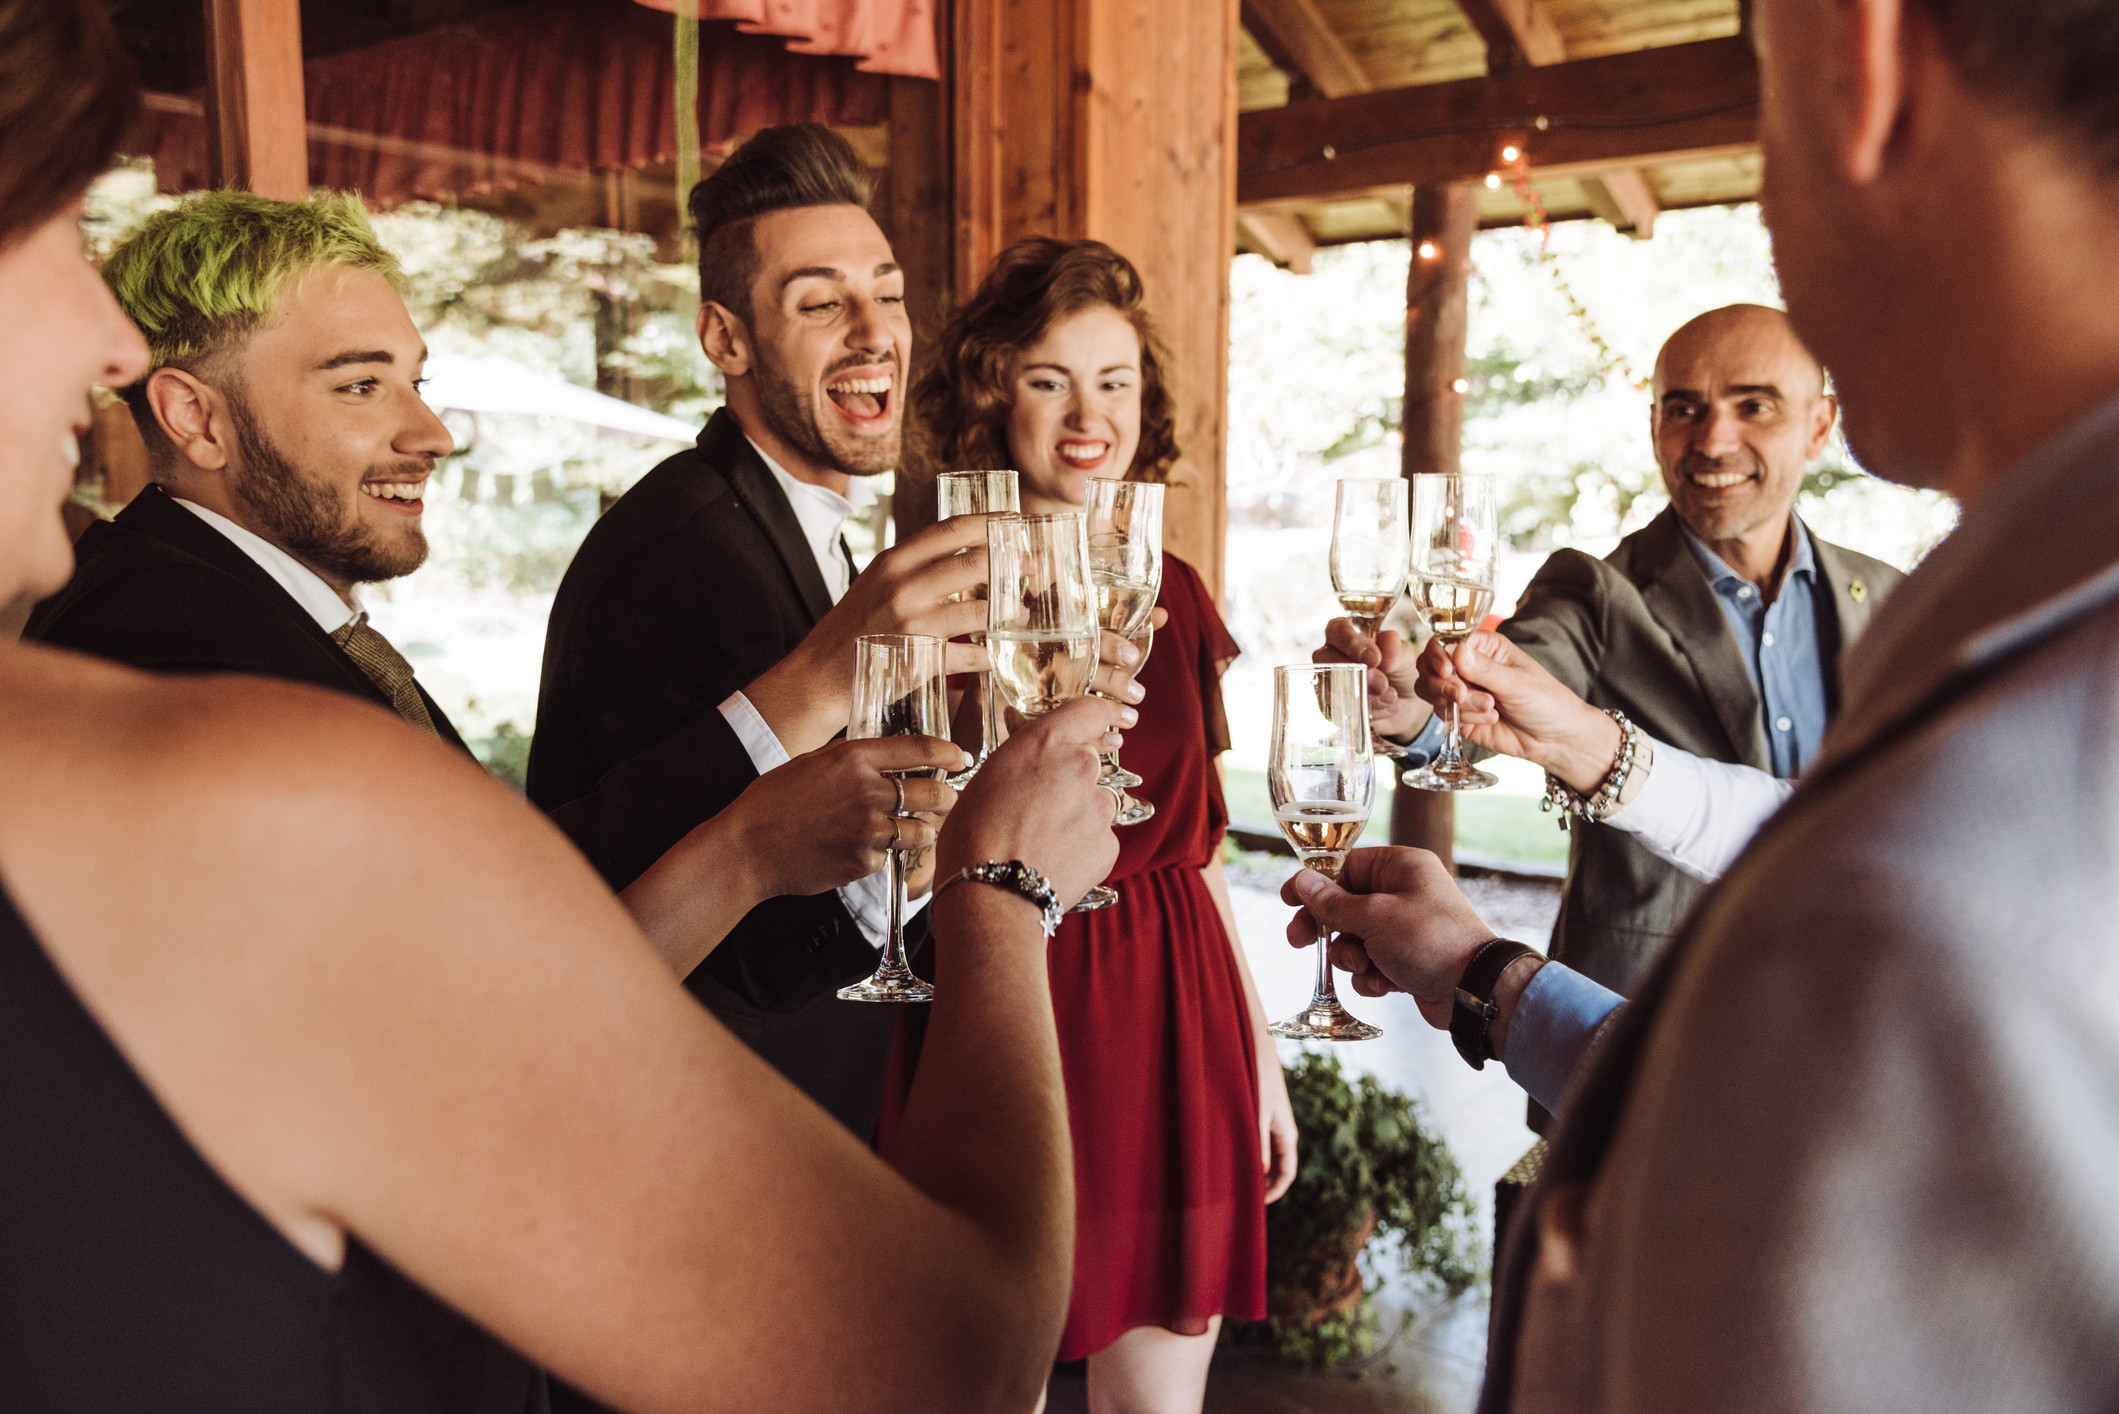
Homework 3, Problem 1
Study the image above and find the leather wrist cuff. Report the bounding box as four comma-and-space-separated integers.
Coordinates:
1450, 939, 1540, 1070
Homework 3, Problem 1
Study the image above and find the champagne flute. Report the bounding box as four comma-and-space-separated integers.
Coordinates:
1266, 663, 1381, 1042
837, 633, 947, 1003
1086, 478, 1163, 824
1329, 478, 1410, 638
1405, 472, 1500, 791
986, 512, 1118, 911
936, 471, 1021, 785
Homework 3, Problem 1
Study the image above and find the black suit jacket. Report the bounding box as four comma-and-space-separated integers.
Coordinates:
25, 486, 468, 753
527, 409, 900, 1140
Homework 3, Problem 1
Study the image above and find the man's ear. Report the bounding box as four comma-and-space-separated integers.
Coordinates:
143, 367, 233, 473
1807, 392, 1840, 460
1837, 0, 1910, 185
698, 301, 753, 379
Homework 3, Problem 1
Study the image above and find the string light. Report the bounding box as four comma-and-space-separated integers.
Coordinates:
1501, 144, 1520, 163
1417, 240, 1438, 260
1499, 147, 1650, 393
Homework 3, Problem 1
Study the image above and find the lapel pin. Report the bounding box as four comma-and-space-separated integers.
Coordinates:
1849, 580, 1867, 603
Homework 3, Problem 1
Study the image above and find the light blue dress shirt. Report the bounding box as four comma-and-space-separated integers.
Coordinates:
1680, 518, 1830, 779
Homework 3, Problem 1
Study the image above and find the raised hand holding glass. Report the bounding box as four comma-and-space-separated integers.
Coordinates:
1266, 663, 1380, 1041
987, 512, 1118, 910
838, 633, 947, 1003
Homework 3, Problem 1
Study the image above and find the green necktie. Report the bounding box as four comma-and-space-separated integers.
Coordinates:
330, 613, 440, 739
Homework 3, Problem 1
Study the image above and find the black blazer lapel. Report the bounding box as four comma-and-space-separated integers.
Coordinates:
700, 411, 835, 626
1810, 529, 1880, 714
1631, 510, 1771, 771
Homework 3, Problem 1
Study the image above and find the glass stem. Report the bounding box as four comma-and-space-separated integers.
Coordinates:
1444, 698, 1465, 768
881, 845, 908, 973
1311, 918, 1340, 1009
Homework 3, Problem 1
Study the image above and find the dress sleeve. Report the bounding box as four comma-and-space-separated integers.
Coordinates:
1166, 555, 1240, 758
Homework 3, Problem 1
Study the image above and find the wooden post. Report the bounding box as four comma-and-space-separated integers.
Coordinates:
881, 66, 956, 543
1391, 181, 1479, 871
202, 0, 308, 199
943, 0, 1236, 595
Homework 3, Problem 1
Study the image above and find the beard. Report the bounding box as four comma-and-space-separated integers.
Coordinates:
751, 342, 900, 477
225, 388, 428, 586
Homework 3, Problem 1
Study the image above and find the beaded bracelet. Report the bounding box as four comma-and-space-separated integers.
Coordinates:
1539, 708, 1639, 831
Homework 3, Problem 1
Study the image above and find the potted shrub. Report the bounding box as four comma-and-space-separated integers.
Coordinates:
1238, 1049, 1483, 1367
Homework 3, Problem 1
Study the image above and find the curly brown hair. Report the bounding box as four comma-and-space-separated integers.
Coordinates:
912, 237, 1180, 483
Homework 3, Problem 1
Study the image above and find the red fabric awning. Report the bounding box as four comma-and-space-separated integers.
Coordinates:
630, 0, 938, 79
144, 0, 909, 208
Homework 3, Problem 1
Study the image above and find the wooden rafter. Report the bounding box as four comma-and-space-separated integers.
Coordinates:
1455, 0, 1563, 70
1240, 0, 1370, 99
1236, 209, 1317, 271
1583, 168, 1660, 238
1237, 36, 1757, 205
203, 0, 308, 199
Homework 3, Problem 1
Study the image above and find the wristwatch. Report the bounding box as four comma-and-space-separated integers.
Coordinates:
1450, 938, 1541, 1069
935, 860, 1066, 938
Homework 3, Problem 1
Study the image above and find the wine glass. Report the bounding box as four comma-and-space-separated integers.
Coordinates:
1329, 478, 1410, 638
936, 471, 1021, 784
1266, 662, 1381, 1042
837, 633, 947, 1003
1112, 622, 1154, 826
986, 512, 1118, 911
1404, 472, 1500, 792
1086, 478, 1163, 825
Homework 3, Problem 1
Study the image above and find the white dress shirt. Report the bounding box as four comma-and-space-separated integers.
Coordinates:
171, 498, 362, 633
1605, 736, 1794, 883
717, 440, 907, 948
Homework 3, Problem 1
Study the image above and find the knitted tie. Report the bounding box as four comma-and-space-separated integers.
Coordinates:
330, 613, 440, 739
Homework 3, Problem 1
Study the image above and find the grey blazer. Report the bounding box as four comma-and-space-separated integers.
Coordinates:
1498, 507, 1902, 995
1484, 395, 2119, 1413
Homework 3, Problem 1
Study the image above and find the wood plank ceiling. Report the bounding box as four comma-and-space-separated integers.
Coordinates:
1235, 0, 1752, 264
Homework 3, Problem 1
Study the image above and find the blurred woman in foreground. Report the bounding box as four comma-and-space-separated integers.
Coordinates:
0, 3, 1122, 1410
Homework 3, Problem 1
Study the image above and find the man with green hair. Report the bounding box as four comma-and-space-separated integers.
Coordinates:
27, 188, 972, 1024
30, 189, 460, 738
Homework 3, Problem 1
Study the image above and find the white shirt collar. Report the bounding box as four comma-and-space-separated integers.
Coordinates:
745, 436, 875, 603
171, 497, 364, 634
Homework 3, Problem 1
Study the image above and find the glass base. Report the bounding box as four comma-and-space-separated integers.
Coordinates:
1268, 998, 1382, 1041
837, 961, 936, 1003
1116, 794, 1154, 826
1070, 883, 1119, 913
1403, 760, 1499, 792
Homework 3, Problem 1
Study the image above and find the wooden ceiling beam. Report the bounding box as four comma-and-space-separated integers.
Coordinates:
1238, 36, 1757, 204
1236, 209, 1317, 272
1582, 168, 1660, 238
1455, 0, 1564, 71
1241, 0, 1370, 99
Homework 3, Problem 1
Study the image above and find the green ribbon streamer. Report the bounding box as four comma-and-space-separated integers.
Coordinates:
674, 0, 700, 260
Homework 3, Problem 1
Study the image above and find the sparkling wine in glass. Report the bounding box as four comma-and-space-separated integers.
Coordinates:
1405, 472, 1500, 792
1112, 623, 1154, 826
936, 471, 1020, 785
1329, 478, 1410, 638
987, 512, 1118, 911
1267, 662, 1381, 1042
1086, 478, 1163, 825
837, 633, 947, 1003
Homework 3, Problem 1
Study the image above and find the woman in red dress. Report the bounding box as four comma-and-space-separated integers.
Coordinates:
913, 238, 1297, 1412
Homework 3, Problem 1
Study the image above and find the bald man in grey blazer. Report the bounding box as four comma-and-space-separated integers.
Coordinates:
1288, 0, 2119, 1408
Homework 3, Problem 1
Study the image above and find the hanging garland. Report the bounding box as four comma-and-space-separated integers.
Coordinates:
1495, 150, 1651, 393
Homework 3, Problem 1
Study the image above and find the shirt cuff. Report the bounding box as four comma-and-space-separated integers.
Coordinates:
718, 691, 792, 775
1504, 961, 1624, 1116
1387, 713, 1449, 769
840, 868, 931, 950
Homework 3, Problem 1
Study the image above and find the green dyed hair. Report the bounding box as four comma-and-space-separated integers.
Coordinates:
102, 189, 399, 374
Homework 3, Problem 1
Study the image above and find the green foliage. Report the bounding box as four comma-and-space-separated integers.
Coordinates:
1236, 1050, 1483, 1368
471, 722, 532, 792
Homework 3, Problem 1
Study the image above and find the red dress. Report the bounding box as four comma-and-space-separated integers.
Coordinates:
1048, 554, 1265, 1360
